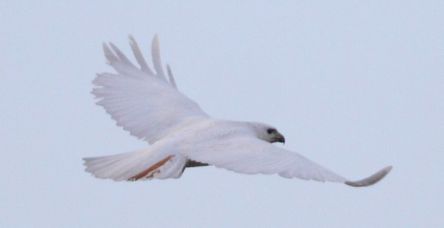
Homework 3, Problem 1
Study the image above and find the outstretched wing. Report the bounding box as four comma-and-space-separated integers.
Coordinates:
182, 137, 392, 187
92, 36, 208, 143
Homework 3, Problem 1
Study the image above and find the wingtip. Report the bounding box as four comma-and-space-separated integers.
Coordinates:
166, 64, 177, 89
102, 42, 117, 64
151, 34, 166, 77
102, 42, 110, 54
152, 34, 160, 48
345, 165, 393, 187
128, 35, 139, 47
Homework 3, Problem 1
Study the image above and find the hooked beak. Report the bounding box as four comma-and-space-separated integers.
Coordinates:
273, 132, 285, 144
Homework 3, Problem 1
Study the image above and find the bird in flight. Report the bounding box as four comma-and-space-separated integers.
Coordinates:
83, 35, 392, 187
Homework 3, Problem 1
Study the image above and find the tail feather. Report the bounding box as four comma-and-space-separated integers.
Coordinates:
83, 148, 186, 181
155, 155, 188, 179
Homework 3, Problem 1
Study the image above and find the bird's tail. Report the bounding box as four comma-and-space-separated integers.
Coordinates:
83, 148, 187, 181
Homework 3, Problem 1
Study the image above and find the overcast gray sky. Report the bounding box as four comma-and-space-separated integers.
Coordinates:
1, 1, 443, 227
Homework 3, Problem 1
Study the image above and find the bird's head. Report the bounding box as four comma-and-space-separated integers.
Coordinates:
248, 122, 285, 144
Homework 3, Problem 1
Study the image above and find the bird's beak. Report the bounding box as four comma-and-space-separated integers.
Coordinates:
273, 132, 285, 144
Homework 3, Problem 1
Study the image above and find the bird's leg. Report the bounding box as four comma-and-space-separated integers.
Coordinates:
185, 160, 209, 168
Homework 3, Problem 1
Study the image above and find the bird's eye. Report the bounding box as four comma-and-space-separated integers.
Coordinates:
267, 128, 276, 134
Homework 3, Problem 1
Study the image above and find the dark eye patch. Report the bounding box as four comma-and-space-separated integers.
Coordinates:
267, 128, 276, 134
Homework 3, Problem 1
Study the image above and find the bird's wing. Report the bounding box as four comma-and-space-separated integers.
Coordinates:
92, 36, 208, 143
182, 137, 391, 187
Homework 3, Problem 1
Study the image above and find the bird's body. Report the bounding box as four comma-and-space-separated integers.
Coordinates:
84, 35, 392, 187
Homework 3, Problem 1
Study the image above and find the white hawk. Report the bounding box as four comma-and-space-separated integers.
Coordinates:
83, 36, 392, 187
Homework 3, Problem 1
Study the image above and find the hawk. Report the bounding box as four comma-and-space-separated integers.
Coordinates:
83, 36, 392, 187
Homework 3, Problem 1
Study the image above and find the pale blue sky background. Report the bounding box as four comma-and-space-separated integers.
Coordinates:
1, 1, 443, 227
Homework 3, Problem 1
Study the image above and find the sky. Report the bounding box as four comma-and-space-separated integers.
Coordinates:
1, 1, 443, 227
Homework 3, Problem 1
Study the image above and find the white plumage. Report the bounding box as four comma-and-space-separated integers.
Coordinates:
84, 35, 392, 187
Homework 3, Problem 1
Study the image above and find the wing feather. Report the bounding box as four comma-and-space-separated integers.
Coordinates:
128, 35, 154, 75
166, 64, 177, 89
151, 35, 166, 79
109, 42, 137, 68
93, 36, 208, 143
182, 137, 391, 187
